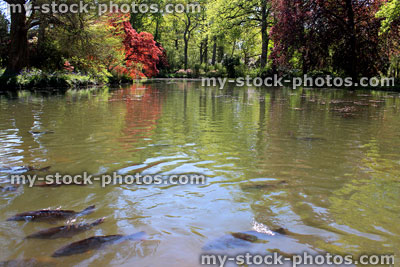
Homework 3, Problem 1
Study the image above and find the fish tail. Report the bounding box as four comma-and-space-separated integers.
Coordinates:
25, 233, 38, 239
78, 205, 95, 216
125, 231, 146, 241
6, 216, 28, 221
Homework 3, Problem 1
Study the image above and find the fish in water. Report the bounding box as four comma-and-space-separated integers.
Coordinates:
52, 231, 146, 257
34, 181, 86, 187
288, 131, 326, 142
26, 218, 105, 239
240, 180, 288, 191
203, 229, 288, 251
7, 205, 95, 222
231, 232, 259, 242
29, 130, 54, 135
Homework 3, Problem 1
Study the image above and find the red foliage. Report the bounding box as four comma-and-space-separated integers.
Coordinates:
108, 13, 167, 78
63, 61, 74, 72
271, 0, 387, 77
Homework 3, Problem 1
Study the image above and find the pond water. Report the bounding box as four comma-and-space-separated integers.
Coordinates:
0, 82, 399, 266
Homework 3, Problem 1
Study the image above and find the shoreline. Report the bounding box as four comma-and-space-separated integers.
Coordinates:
1, 75, 399, 93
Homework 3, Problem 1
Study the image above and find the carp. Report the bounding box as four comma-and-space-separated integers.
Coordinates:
29, 131, 54, 135
202, 228, 291, 251
52, 231, 146, 257
230, 232, 259, 242
288, 131, 326, 142
26, 218, 105, 239
7, 205, 95, 222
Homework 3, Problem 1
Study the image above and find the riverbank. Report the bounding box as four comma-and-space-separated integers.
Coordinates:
1, 68, 399, 92
0, 68, 134, 91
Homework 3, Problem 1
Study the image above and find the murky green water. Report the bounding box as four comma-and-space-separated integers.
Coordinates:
0, 82, 399, 266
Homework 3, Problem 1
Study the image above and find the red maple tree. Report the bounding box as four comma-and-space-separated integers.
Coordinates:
108, 13, 167, 78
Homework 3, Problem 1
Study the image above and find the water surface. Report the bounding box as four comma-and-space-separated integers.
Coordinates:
0, 82, 399, 266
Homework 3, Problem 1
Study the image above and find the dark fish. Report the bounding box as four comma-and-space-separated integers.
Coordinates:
52, 231, 146, 257
29, 131, 54, 135
34, 181, 86, 187
203, 231, 269, 251
7, 205, 95, 222
273, 228, 288, 235
231, 232, 258, 242
203, 229, 290, 251
241, 180, 288, 191
26, 218, 105, 239
288, 131, 326, 142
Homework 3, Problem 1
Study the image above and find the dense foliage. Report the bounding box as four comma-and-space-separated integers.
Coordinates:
0, 0, 399, 86
109, 13, 166, 78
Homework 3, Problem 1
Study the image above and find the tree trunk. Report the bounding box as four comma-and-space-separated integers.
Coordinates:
184, 37, 189, 70
231, 40, 236, 57
260, 0, 268, 69
243, 50, 249, 66
154, 18, 160, 42
5, 1, 28, 75
204, 36, 208, 65
217, 45, 224, 63
345, 0, 357, 80
200, 41, 203, 64
212, 36, 217, 65
183, 15, 191, 70
302, 49, 308, 74
38, 18, 47, 52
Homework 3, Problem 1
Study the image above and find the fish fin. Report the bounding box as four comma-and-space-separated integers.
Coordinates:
79, 205, 96, 216
7, 215, 32, 221
91, 217, 106, 226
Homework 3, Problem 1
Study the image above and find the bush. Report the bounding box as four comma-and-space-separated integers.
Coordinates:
8, 68, 99, 88
222, 56, 241, 77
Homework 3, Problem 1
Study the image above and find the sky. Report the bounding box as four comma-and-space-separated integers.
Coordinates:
0, 2, 10, 20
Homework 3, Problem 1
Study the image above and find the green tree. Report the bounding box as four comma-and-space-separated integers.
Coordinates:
207, 0, 273, 68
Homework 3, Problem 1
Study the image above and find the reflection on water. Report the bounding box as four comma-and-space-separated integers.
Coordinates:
0, 82, 399, 266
